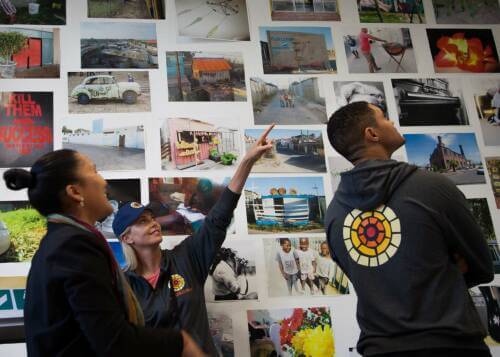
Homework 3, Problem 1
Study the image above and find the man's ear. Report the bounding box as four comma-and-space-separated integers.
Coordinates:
364, 126, 380, 143
65, 184, 83, 205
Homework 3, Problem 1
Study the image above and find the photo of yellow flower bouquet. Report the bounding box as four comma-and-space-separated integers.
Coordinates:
247, 306, 334, 356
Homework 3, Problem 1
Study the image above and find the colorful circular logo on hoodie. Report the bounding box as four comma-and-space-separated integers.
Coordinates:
343, 205, 401, 267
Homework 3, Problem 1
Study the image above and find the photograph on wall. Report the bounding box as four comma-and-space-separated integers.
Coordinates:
343, 27, 417, 73
148, 177, 234, 236
247, 307, 334, 356
160, 117, 240, 171
432, 0, 500, 24
0, 27, 60, 79
80, 22, 158, 69
88, 0, 165, 19
259, 26, 336, 74
205, 240, 258, 302
467, 198, 500, 273
95, 179, 141, 239
0, 91, 53, 168
244, 176, 326, 234
0, 276, 26, 320
427, 29, 500, 73
68, 71, 151, 113
470, 286, 500, 346
391, 78, 468, 126
61, 117, 145, 171
485, 157, 500, 209
263, 237, 349, 297
470, 78, 500, 146
270, 0, 340, 21
333, 80, 386, 114
251, 76, 327, 125
0, 0, 65, 25
166, 51, 246, 102
207, 310, 234, 356
404, 133, 485, 186
0, 201, 45, 263
175, 0, 250, 41
244, 129, 326, 173
357, 0, 425, 23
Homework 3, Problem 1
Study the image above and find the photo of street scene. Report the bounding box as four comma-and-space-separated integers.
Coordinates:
95, 179, 141, 239
160, 117, 240, 171
166, 51, 246, 102
333, 81, 386, 114
343, 27, 417, 73
251, 76, 327, 125
148, 177, 234, 236
470, 78, 500, 146
427, 29, 500, 73
432, 0, 500, 24
61, 117, 145, 171
259, 26, 336, 74
485, 157, 500, 209
467, 198, 500, 273
0, 0, 65, 25
358, 0, 425, 23
270, 0, 340, 21
88, 0, 165, 19
404, 133, 485, 185
80, 22, 158, 69
245, 176, 326, 234
0, 201, 45, 263
0, 28, 60, 79
263, 237, 349, 297
175, 0, 250, 41
247, 307, 334, 356
392, 78, 468, 126
205, 240, 258, 302
244, 129, 326, 173
68, 71, 151, 114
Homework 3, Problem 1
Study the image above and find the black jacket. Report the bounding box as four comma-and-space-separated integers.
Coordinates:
325, 160, 494, 356
24, 220, 183, 357
126, 187, 240, 356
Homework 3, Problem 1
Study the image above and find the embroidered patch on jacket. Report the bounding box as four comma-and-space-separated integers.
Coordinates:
343, 205, 401, 267
170, 274, 186, 292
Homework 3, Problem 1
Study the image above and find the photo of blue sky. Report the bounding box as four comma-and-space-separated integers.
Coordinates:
245, 129, 323, 140
245, 176, 325, 196
259, 26, 334, 49
404, 133, 483, 167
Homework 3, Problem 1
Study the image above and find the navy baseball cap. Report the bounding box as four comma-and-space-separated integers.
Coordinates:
112, 202, 152, 238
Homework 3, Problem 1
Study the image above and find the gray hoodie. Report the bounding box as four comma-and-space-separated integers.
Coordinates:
325, 159, 493, 356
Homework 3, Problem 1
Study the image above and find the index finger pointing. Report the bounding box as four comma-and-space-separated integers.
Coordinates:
258, 123, 275, 143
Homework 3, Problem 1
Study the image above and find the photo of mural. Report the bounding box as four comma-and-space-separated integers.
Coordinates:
0, 0, 65, 25
80, 22, 158, 69
259, 26, 336, 74
392, 78, 468, 126
160, 117, 240, 171
270, 0, 340, 21
166, 51, 246, 102
432, 0, 500, 24
263, 237, 349, 297
87, 0, 165, 19
470, 78, 500, 146
251, 76, 327, 125
357, 0, 425, 23
245, 128, 326, 173
427, 29, 500, 73
404, 133, 485, 185
68, 71, 151, 113
0, 91, 53, 168
244, 176, 326, 234
343, 27, 417, 73
148, 177, 233, 236
247, 307, 334, 356
61, 117, 145, 171
0, 27, 60, 78
175, 0, 250, 41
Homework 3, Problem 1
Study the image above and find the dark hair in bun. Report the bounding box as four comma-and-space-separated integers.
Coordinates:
3, 149, 81, 216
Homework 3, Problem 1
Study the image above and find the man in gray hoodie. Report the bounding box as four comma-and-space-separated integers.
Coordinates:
325, 101, 493, 357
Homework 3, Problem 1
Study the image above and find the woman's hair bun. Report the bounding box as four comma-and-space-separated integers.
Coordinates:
3, 168, 35, 191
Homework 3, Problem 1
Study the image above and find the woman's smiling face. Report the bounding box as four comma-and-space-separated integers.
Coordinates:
122, 211, 162, 247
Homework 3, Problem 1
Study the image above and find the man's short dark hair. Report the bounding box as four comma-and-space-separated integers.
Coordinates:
327, 101, 377, 162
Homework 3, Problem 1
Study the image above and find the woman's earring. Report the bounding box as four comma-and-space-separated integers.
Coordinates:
80, 198, 85, 208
